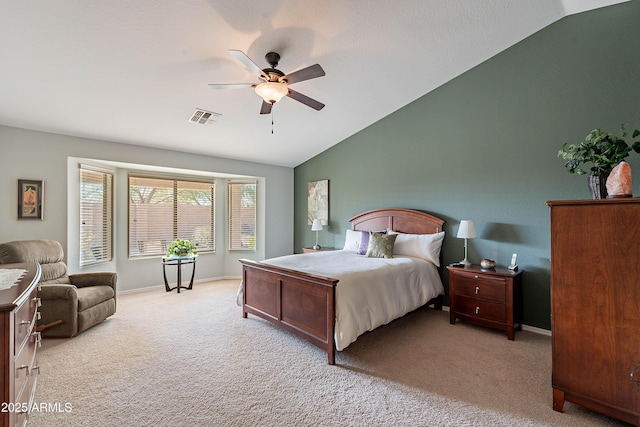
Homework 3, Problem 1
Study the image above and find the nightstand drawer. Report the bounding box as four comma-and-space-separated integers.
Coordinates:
453, 272, 506, 303
455, 295, 506, 323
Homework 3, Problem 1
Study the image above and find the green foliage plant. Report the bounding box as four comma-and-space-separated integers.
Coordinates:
167, 239, 198, 257
558, 125, 640, 176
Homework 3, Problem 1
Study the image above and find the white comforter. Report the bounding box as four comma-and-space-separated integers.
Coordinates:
261, 250, 444, 351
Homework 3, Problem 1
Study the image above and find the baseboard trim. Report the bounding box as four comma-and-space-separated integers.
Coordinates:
442, 305, 551, 336
117, 276, 241, 295
522, 324, 552, 336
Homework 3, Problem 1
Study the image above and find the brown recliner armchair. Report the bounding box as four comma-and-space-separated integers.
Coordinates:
0, 239, 116, 337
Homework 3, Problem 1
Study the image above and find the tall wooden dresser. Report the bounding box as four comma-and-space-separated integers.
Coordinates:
547, 199, 640, 426
0, 262, 41, 427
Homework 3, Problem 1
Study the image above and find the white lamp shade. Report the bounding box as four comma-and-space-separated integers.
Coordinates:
456, 220, 477, 239
255, 82, 288, 104
311, 219, 323, 231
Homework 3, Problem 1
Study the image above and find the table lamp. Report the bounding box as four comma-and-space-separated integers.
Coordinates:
311, 219, 323, 250
456, 220, 477, 267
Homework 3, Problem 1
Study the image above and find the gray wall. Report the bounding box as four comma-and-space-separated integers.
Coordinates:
0, 125, 293, 292
294, 2, 640, 330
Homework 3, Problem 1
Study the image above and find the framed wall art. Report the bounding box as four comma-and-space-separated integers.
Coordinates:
308, 179, 329, 225
17, 179, 44, 220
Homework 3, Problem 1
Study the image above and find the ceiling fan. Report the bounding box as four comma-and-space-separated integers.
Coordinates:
209, 50, 326, 115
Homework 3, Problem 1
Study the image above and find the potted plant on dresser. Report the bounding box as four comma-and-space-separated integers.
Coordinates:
558, 125, 640, 198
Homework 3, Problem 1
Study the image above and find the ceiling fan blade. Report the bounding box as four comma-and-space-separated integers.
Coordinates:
260, 101, 272, 115
228, 50, 266, 79
208, 83, 256, 90
286, 88, 325, 111
282, 64, 325, 85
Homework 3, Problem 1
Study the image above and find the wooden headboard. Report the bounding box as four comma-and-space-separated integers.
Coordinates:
349, 208, 444, 234
349, 208, 445, 274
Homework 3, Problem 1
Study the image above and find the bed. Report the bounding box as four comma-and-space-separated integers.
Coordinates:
239, 208, 445, 365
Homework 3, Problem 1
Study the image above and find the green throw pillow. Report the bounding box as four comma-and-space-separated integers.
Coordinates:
366, 232, 397, 259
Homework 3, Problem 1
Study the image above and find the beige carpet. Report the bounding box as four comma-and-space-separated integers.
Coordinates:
30, 280, 625, 427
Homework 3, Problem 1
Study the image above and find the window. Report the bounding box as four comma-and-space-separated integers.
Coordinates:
129, 176, 214, 258
228, 181, 256, 251
79, 166, 113, 267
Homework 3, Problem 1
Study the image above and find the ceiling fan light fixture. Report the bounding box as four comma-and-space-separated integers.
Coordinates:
255, 82, 288, 104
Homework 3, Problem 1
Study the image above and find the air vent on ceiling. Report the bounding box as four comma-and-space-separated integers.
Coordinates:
189, 109, 221, 125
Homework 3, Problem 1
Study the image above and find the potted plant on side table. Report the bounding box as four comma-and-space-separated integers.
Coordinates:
558, 125, 640, 199
166, 239, 198, 258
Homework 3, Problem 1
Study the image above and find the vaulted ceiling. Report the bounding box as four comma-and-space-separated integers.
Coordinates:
0, 0, 627, 167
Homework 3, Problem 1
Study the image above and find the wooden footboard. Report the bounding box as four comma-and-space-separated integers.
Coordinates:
240, 258, 339, 365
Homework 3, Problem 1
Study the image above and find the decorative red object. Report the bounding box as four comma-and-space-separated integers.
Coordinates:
606, 161, 633, 197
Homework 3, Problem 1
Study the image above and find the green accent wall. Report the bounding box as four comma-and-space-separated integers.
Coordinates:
293, 1, 640, 330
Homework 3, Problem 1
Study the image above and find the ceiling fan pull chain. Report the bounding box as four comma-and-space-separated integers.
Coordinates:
271, 106, 274, 134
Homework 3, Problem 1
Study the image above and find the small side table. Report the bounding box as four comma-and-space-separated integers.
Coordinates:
162, 255, 198, 293
302, 247, 336, 254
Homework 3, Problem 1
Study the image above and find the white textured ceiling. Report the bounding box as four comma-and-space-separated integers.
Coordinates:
0, 0, 628, 167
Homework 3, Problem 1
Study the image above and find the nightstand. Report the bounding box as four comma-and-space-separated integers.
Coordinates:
302, 247, 335, 254
447, 264, 523, 340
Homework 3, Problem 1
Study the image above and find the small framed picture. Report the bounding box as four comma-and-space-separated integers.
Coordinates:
17, 179, 44, 220
307, 179, 329, 226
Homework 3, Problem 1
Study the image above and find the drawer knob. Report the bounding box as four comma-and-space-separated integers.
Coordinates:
19, 320, 31, 326
32, 297, 42, 307
18, 364, 30, 376
475, 286, 480, 294
475, 306, 480, 315
32, 331, 42, 347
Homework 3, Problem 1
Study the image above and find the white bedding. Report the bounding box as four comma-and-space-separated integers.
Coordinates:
261, 250, 444, 351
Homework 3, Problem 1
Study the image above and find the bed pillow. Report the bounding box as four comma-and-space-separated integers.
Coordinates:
366, 232, 397, 259
343, 229, 362, 252
343, 229, 382, 254
357, 231, 370, 255
387, 230, 445, 266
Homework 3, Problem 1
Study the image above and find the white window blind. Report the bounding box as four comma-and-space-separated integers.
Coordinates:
79, 166, 113, 267
228, 181, 256, 251
129, 176, 214, 258
177, 180, 215, 252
